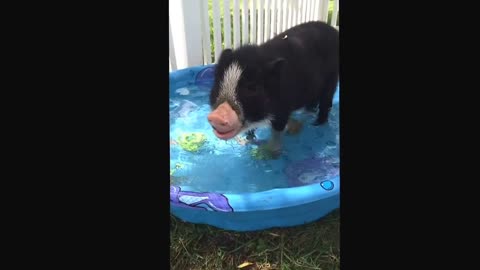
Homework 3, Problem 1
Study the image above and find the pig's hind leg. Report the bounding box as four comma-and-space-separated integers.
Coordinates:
313, 73, 338, 126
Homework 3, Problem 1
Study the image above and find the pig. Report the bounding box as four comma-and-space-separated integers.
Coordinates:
207, 21, 339, 153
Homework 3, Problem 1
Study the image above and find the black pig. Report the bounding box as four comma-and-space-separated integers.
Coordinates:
207, 21, 339, 153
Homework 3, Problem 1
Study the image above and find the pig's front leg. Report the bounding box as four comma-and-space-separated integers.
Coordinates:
266, 129, 283, 153
266, 114, 289, 153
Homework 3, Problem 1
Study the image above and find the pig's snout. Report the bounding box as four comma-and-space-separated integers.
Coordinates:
207, 114, 230, 131
207, 102, 241, 139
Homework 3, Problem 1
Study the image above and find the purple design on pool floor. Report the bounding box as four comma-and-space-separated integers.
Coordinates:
170, 186, 234, 212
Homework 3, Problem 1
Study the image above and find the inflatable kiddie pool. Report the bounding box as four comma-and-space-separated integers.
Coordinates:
170, 64, 340, 232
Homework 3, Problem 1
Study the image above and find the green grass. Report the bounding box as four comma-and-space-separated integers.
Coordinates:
170, 209, 340, 270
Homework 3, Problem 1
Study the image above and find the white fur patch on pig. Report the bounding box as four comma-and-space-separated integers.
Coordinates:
217, 62, 244, 118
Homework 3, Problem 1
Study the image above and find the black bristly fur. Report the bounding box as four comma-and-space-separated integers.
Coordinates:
209, 21, 339, 135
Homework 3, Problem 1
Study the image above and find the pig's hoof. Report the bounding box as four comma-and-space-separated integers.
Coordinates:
286, 118, 303, 135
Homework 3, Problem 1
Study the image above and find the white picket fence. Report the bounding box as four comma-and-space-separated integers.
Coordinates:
169, 0, 339, 71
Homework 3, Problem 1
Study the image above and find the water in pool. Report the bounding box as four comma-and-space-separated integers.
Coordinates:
170, 84, 339, 194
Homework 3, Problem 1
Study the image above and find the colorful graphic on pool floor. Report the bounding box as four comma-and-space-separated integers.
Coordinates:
170, 186, 234, 212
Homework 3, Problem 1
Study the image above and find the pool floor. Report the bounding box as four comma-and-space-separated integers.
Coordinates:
170, 85, 339, 194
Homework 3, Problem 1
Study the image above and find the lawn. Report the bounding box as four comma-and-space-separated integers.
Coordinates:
170, 209, 340, 270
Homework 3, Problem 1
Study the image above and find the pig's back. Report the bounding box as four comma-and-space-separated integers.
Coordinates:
260, 21, 339, 109
263, 21, 338, 75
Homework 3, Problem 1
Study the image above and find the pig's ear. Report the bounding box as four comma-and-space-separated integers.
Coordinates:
218, 49, 233, 62
215, 49, 234, 77
265, 58, 287, 76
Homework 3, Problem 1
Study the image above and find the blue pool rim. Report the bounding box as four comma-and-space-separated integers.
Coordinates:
170, 64, 340, 232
